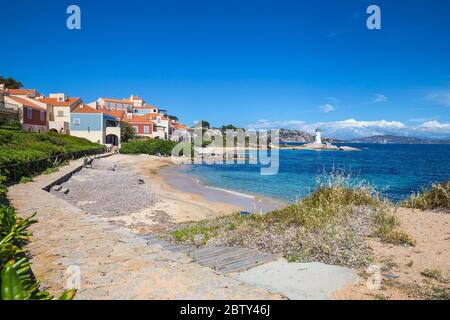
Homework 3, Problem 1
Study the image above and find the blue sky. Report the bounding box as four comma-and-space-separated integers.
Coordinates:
1, 0, 450, 138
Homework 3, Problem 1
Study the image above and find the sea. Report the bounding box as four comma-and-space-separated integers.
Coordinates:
178, 144, 450, 203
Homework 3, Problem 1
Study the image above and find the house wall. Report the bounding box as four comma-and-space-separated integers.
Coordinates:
127, 122, 153, 136
70, 130, 104, 144
70, 113, 103, 131
105, 101, 132, 110
70, 113, 103, 144
23, 107, 46, 127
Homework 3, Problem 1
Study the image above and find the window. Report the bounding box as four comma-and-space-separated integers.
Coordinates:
73, 118, 81, 125
27, 108, 32, 119
144, 126, 149, 134
57, 111, 64, 117
133, 126, 139, 133
40, 111, 45, 121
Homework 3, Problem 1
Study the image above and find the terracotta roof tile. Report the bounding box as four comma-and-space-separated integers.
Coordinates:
6, 96, 46, 111
39, 97, 81, 107
71, 104, 101, 113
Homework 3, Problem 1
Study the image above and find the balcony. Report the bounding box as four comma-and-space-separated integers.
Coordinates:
0, 102, 19, 115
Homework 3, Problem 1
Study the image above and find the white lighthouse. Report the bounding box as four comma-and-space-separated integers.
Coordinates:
315, 128, 322, 144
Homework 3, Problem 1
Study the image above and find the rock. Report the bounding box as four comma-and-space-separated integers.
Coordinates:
61, 188, 70, 194
138, 179, 145, 185
52, 185, 62, 192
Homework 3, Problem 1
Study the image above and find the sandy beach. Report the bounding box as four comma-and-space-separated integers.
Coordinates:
50, 154, 285, 234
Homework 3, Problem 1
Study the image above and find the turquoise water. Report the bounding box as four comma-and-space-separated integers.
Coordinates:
181, 144, 450, 203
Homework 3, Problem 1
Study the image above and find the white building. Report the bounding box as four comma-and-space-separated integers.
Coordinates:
315, 128, 322, 144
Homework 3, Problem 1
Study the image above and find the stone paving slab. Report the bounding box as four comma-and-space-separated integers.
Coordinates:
233, 260, 360, 300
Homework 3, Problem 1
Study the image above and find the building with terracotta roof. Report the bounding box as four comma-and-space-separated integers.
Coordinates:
37, 93, 82, 134
170, 121, 190, 141
129, 95, 144, 107
0, 88, 19, 124
70, 104, 121, 147
122, 113, 154, 138
7, 88, 42, 98
4, 96, 47, 132
131, 104, 159, 115
97, 97, 133, 111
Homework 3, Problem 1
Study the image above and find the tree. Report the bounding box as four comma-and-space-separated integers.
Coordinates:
221, 124, 238, 132
0, 76, 23, 89
194, 120, 210, 129
120, 122, 135, 143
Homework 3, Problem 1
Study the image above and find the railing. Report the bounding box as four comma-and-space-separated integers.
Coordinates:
0, 148, 105, 184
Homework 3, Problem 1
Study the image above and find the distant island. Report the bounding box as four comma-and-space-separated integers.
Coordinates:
345, 135, 450, 144
279, 130, 450, 145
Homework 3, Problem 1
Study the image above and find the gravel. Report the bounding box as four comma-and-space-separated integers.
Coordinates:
50, 158, 157, 217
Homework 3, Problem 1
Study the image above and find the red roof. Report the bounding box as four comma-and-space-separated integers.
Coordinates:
39, 97, 81, 107
102, 110, 126, 120
7, 89, 38, 96
72, 104, 101, 113
133, 105, 158, 110
7, 96, 46, 111
102, 97, 133, 104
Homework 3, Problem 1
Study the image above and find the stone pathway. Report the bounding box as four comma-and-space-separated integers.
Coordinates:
7, 157, 283, 300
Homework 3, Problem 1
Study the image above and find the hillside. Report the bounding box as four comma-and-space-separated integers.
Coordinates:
279, 129, 314, 142
347, 135, 450, 144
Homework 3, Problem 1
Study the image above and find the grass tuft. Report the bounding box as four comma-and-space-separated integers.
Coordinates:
372, 209, 416, 246
421, 268, 442, 281
402, 181, 450, 211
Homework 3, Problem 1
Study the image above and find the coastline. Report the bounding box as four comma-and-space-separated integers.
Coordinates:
114, 154, 286, 230
159, 164, 287, 213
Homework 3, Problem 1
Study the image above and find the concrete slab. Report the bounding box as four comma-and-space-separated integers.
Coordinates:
233, 259, 359, 300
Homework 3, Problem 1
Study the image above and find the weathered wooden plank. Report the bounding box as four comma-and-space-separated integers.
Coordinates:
204, 251, 261, 268
191, 248, 235, 260
140, 233, 278, 274
219, 255, 279, 273
197, 250, 258, 266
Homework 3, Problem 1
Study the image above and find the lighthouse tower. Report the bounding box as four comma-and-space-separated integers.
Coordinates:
315, 128, 322, 144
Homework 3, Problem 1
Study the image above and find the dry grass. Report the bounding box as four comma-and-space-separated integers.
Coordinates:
402, 181, 450, 212
372, 209, 416, 246
421, 268, 443, 281
167, 173, 418, 268
167, 173, 386, 268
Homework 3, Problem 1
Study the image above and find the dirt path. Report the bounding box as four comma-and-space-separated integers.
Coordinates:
7, 157, 283, 300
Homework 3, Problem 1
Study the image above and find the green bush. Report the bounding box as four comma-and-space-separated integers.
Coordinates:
0, 129, 105, 182
120, 138, 185, 156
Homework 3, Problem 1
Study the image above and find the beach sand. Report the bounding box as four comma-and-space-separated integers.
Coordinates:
98, 154, 285, 233
334, 207, 450, 300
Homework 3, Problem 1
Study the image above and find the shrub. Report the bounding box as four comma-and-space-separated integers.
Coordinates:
0, 129, 105, 182
120, 138, 183, 156
372, 209, 416, 246
402, 182, 450, 211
